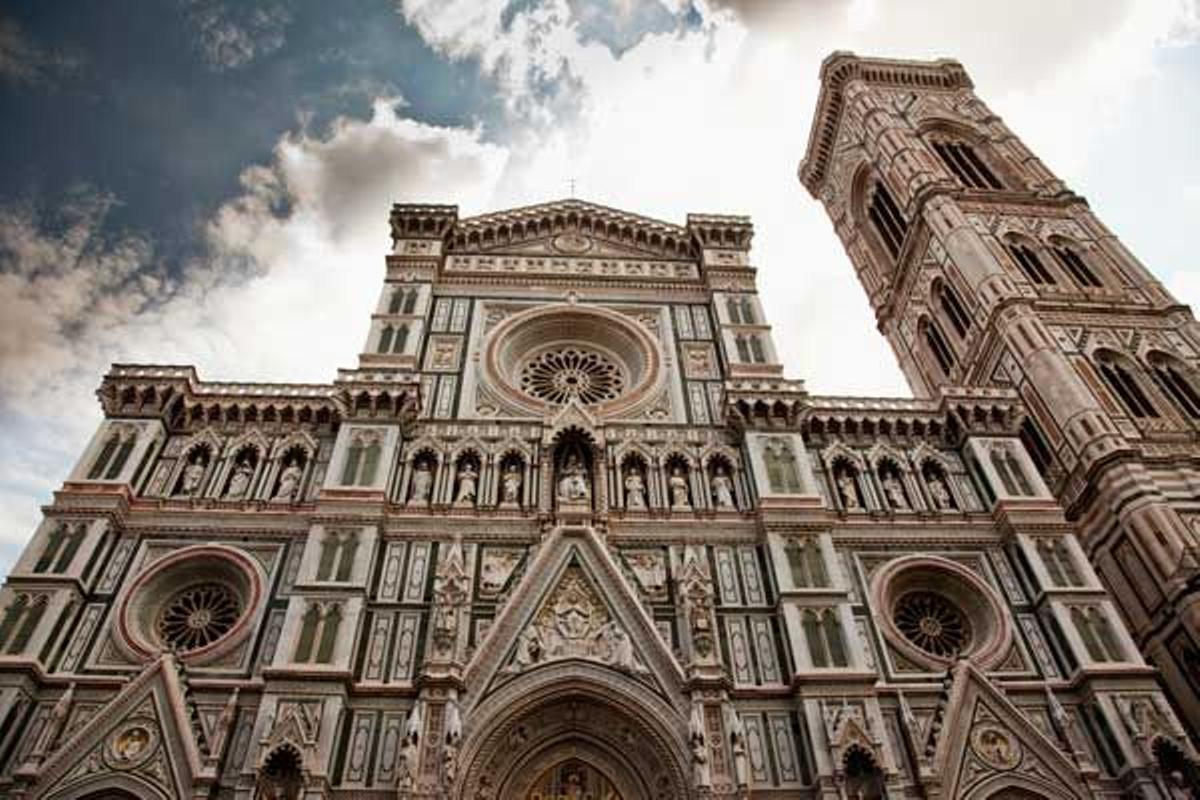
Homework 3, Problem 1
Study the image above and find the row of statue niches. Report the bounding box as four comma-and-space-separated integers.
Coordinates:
405, 448, 740, 511
169, 442, 310, 503
831, 459, 958, 512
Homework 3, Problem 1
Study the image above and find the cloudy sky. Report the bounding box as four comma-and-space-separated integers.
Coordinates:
1, 0, 1198, 575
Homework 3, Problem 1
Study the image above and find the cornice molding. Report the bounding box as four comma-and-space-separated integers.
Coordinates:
798, 52, 973, 195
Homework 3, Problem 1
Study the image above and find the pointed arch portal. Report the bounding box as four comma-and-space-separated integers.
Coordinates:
457, 663, 691, 800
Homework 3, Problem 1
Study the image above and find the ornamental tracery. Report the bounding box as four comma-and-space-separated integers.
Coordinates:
157, 582, 242, 653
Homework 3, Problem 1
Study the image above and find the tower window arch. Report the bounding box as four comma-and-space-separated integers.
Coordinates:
402, 288, 418, 314
1095, 350, 1159, 419
1050, 240, 1102, 288
919, 316, 956, 377
930, 137, 1003, 190
1147, 351, 1200, 419
867, 180, 908, 260
1019, 417, 1054, 479
340, 431, 383, 487
726, 296, 742, 324
802, 608, 848, 667
393, 324, 409, 354
87, 425, 137, 481
388, 290, 403, 315
378, 325, 394, 354
1004, 238, 1056, 285
932, 278, 971, 339
786, 537, 829, 588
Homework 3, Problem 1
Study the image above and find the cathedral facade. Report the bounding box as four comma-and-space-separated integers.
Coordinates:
0, 53, 1197, 800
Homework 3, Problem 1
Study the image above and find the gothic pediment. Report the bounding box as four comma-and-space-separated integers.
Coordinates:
932, 661, 1086, 800
506, 563, 647, 675
463, 525, 685, 710
448, 199, 696, 261
28, 654, 206, 800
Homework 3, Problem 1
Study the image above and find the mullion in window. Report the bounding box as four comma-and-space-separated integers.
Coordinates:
960, 144, 1003, 189
877, 186, 908, 242
948, 143, 988, 189
1164, 367, 1200, 418
1116, 365, 1157, 418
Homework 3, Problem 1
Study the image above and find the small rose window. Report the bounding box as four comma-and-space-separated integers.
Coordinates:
519, 346, 627, 405
116, 545, 263, 664
894, 590, 971, 658
158, 582, 242, 652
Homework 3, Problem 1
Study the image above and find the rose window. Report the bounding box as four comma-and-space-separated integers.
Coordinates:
894, 591, 971, 657
518, 347, 627, 405
157, 582, 242, 652
117, 545, 263, 665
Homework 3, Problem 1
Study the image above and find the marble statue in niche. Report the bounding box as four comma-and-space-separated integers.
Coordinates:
273, 457, 303, 503
557, 452, 590, 503
835, 465, 861, 510
711, 465, 735, 509
409, 460, 433, 506
927, 472, 953, 510
881, 470, 909, 510
226, 455, 254, 499
177, 448, 210, 497
500, 462, 522, 507
624, 465, 647, 510
669, 466, 691, 510
455, 460, 478, 506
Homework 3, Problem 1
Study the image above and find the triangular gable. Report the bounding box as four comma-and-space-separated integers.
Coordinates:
932, 661, 1086, 800
451, 199, 695, 261
462, 525, 685, 710
30, 654, 206, 800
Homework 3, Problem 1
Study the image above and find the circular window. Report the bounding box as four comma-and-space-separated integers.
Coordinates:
870, 554, 1012, 670
481, 304, 664, 419
519, 346, 627, 405
116, 545, 263, 664
158, 582, 242, 652
894, 591, 971, 658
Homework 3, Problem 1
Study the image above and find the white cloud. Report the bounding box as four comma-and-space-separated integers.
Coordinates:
183, 0, 293, 71
0, 16, 81, 86
0, 100, 508, 573
396, 0, 1200, 397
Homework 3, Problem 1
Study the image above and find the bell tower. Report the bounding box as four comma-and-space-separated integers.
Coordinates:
799, 52, 1200, 733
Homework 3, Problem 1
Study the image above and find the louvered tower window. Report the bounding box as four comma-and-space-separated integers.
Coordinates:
867, 182, 908, 259
931, 140, 1003, 190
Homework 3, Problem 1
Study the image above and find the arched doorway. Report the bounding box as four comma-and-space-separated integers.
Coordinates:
458, 663, 691, 800
989, 790, 1048, 800
525, 758, 622, 799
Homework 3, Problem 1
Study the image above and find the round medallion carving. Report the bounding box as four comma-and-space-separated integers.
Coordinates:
116, 545, 264, 665
552, 233, 592, 253
970, 724, 1021, 770
869, 554, 1012, 671
105, 720, 159, 769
